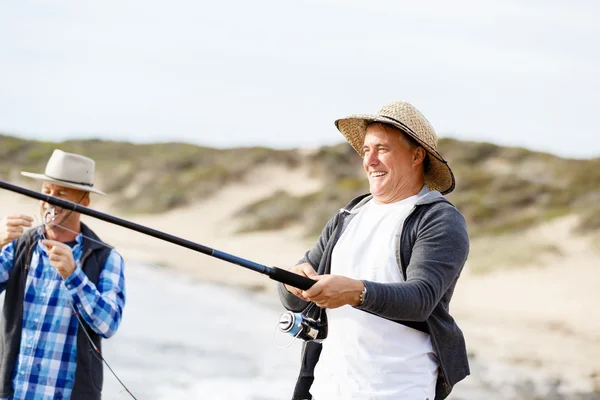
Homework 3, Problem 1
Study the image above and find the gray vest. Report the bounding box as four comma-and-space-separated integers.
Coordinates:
0, 223, 111, 400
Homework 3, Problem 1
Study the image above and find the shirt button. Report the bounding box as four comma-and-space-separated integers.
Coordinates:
20, 371, 24, 375
27, 344, 32, 348
34, 318, 39, 322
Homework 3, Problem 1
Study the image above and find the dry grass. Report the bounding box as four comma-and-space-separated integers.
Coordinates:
1, 134, 598, 241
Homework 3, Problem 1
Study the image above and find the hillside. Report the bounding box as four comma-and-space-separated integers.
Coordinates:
1, 134, 598, 240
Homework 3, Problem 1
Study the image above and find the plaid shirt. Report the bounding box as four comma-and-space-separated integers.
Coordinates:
0, 232, 126, 400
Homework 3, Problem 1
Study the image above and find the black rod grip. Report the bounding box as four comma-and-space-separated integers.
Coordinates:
268, 267, 316, 291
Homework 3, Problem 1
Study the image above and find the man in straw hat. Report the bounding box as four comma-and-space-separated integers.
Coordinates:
0, 149, 126, 400
279, 101, 470, 399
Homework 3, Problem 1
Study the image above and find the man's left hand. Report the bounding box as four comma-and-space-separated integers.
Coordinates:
302, 275, 364, 309
42, 240, 76, 279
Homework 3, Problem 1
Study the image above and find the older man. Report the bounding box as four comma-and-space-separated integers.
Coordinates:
279, 102, 470, 400
0, 149, 126, 400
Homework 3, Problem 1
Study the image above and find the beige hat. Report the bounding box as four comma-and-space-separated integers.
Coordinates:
21, 149, 106, 195
335, 101, 455, 195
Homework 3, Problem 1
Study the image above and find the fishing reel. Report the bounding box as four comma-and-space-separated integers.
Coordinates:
277, 311, 326, 342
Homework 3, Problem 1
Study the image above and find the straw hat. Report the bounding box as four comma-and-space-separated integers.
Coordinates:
21, 149, 106, 195
335, 101, 455, 195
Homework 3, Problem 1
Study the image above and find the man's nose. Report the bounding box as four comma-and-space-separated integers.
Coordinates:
364, 151, 379, 166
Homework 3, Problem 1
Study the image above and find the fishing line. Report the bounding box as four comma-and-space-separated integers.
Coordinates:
46, 219, 115, 250
36, 210, 138, 399
272, 322, 302, 349
69, 302, 138, 400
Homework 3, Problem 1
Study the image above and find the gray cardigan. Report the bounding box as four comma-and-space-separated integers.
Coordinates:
278, 190, 470, 400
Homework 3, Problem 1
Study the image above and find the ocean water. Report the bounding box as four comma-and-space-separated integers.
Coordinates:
102, 263, 302, 400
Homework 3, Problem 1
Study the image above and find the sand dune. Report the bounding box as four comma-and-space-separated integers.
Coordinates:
90, 164, 322, 289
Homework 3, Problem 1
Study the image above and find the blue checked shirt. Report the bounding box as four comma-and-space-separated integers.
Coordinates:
0, 231, 126, 400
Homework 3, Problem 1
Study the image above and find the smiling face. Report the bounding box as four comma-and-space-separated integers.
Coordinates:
362, 123, 427, 204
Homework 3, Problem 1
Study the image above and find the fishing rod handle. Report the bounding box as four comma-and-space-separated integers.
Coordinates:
269, 267, 316, 291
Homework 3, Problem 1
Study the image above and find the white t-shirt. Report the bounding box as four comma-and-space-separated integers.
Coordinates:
311, 190, 439, 400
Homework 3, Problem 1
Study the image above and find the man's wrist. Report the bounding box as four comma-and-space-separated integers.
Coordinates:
63, 265, 86, 291
358, 281, 367, 306
351, 280, 367, 307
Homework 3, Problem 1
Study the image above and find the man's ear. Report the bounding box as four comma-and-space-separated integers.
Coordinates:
413, 146, 426, 167
80, 192, 91, 207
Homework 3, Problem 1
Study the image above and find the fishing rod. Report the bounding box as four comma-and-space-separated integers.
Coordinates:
0, 180, 316, 291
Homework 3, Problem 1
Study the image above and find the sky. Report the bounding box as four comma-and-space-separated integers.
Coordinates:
0, 0, 598, 159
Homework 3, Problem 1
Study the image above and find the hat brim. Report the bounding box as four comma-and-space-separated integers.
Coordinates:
20, 172, 107, 196
335, 114, 455, 195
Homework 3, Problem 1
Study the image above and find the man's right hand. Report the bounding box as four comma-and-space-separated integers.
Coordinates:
284, 263, 318, 300
0, 215, 33, 247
